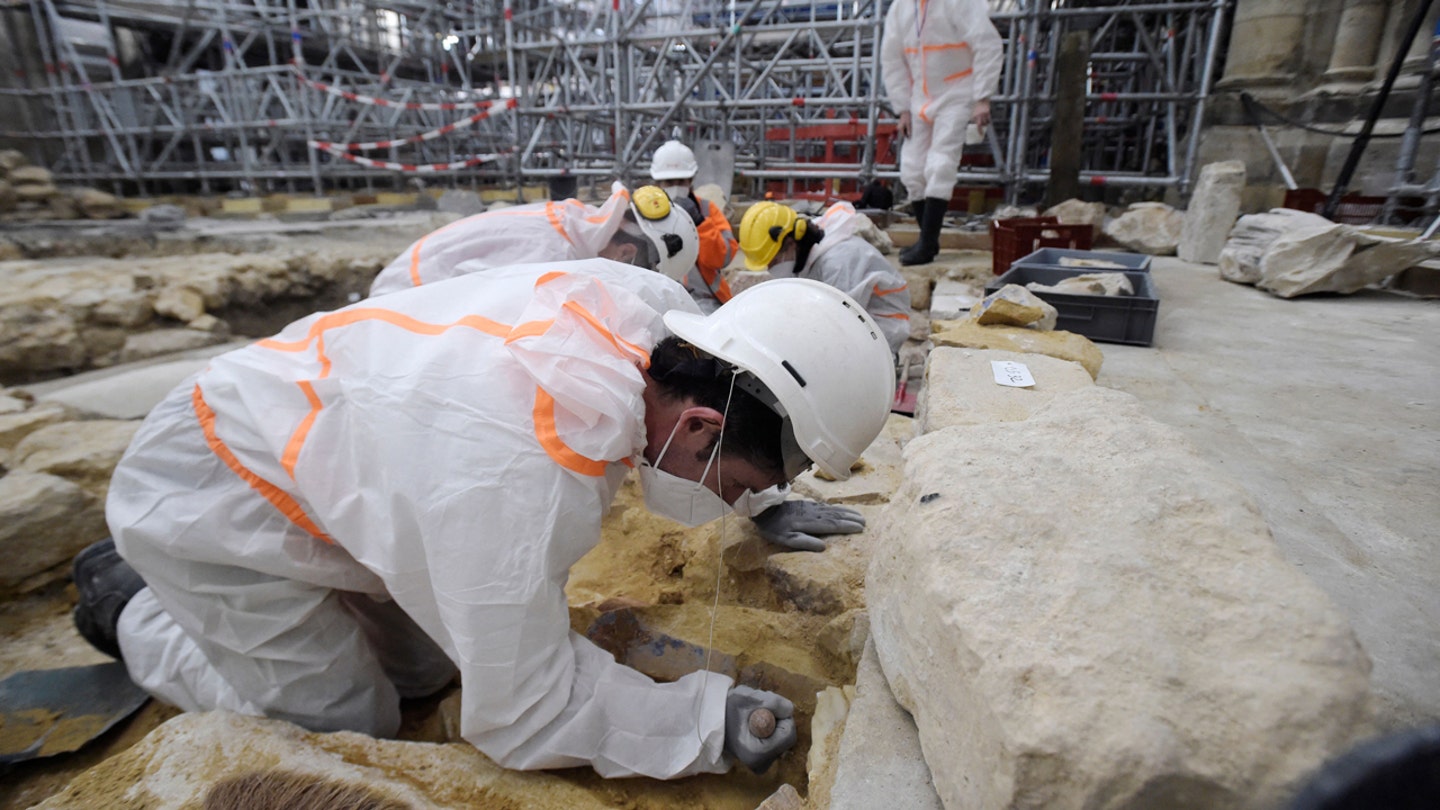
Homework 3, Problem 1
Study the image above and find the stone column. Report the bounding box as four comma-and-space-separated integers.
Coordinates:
1219, 0, 1309, 86
1324, 0, 1390, 82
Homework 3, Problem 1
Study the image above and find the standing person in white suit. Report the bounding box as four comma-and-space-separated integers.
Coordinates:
881, 0, 1003, 266
69, 259, 896, 779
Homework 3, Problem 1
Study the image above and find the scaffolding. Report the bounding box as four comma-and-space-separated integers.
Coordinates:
0, 0, 1229, 203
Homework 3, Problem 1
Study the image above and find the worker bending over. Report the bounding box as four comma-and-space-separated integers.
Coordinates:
649, 140, 741, 313
738, 201, 911, 357
368, 185, 700, 297
71, 259, 895, 779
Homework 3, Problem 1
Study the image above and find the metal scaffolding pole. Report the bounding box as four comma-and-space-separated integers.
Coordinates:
0, 0, 1226, 202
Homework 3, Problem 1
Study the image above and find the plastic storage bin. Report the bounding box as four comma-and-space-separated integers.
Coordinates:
989, 217, 1094, 276
1012, 247, 1152, 273
985, 265, 1159, 347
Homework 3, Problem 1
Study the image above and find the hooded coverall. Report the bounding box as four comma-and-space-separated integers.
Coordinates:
368, 189, 632, 297
880, 0, 1003, 201
109, 258, 736, 779
682, 199, 738, 314
789, 203, 910, 356
371, 187, 735, 312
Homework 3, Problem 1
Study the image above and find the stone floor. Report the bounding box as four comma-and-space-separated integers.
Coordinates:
1097, 257, 1439, 731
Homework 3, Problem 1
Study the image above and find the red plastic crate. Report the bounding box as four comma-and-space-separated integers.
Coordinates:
989, 217, 1094, 276
1283, 189, 1386, 225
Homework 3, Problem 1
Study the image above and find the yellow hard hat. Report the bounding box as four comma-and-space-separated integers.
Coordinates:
739, 201, 803, 271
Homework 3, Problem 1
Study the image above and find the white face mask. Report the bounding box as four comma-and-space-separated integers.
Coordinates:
638, 419, 732, 527
729, 488, 771, 518
769, 259, 797, 276
664, 184, 692, 201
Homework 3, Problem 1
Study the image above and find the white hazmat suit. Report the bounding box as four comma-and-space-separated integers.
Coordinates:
790, 203, 911, 355
368, 189, 632, 297
880, 0, 1003, 201
110, 258, 738, 779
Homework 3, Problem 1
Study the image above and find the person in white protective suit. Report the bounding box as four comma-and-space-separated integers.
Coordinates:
880, 0, 1002, 266
367, 184, 701, 297
738, 201, 911, 358
69, 258, 896, 779
650, 140, 741, 314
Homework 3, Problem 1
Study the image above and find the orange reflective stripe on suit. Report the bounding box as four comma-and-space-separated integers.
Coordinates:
194, 273, 643, 540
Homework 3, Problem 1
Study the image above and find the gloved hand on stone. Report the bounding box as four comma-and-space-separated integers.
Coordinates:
751, 499, 865, 552
724, 685, 796, 773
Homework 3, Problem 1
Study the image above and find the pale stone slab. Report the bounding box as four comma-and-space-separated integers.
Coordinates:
868, 386, 1374, 810
12, 419, 141, 497
829, 638, 944, 810
153, 285, 206, 322
915, 347, 1094, 434
33, 711, 618, 810
929, 278, 983, 320
1179, 160, 1246, 264
1103, 202, 1184, 255
930, 321, 1104, 379
0, 470, 106, 594
118, 328, 230, 364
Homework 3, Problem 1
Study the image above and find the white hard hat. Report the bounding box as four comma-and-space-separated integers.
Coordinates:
650, 140, 699, 181
663, 279, 895, 480
629, 185, 700, 281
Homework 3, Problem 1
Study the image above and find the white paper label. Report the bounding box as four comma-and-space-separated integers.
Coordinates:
991, 360, 1036, 388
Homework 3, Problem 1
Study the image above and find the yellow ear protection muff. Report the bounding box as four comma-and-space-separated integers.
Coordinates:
766, 217, 807, 245
632, 185, 673, 222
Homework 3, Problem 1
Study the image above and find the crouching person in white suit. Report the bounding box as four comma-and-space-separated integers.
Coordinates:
69, 258, 895, 779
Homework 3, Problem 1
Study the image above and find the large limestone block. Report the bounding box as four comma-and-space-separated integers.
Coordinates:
1178, 161, 1246, 264
0, 470, 107, 593
1217, 209, 1335, 285
33, 711, 619, 810
868, 386, 1374, 810
1103, 202, 1183, 255
829, 639, 944, 810
916, 347, 1094, 434
1260, 236, 1436, 299
931, 320, 1103, 379
12, 419, 141, 497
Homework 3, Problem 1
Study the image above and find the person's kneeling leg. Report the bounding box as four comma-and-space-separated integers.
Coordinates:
118, 560, 403, 738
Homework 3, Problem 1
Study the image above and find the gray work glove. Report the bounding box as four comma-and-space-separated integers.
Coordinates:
751, 499, 865, 552
724, 685, 796, 773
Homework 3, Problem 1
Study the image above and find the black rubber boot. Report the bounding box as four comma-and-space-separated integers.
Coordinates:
72, 538, 146, 661
900, 197, 947, 266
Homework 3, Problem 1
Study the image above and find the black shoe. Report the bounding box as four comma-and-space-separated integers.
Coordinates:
72, 538, 145, 661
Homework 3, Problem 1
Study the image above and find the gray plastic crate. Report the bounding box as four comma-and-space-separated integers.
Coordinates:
1012, 247, 1153, 272
984, 265, 1159, 347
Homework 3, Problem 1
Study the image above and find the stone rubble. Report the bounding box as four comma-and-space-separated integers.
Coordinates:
968, 283, 1059, 330
1217, 208, 1437, 297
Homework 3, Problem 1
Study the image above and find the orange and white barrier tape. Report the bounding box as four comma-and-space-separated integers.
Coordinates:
308, 142, 508, 172
309, 98, 516, 152
293, 68, 502, 112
